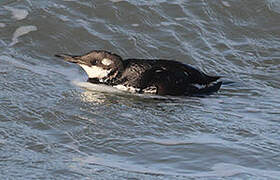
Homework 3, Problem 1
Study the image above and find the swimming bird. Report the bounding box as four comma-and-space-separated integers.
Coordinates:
55, 50, 222, 96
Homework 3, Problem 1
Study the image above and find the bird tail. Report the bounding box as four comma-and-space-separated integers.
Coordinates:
196, 81, 222, 95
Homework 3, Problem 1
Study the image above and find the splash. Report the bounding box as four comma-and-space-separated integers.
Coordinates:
10, 25, 38, 46
4, 6, 29, 20
221, 1, 231, 7
0, 23, 6, 28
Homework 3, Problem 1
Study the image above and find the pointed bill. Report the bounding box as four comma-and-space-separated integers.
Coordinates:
55, 54, 90, 65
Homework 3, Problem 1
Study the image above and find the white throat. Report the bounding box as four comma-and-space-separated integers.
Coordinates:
79, 64, 111, 79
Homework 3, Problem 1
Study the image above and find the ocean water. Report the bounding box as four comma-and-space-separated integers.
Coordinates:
0, 0, 280, 179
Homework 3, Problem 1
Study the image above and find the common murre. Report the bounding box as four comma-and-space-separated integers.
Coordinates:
55, 50, 222, 96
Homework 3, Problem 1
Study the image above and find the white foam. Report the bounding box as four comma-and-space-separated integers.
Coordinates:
4, 6, 29, 20
10, 25, 38, 46
73, 81, 167, 101
222, 1, 231, 7
73, 81, 123, 94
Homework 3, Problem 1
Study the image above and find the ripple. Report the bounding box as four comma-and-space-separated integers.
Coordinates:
266, 0, 280, 14
212, 163, 280, 179
72, 155, 280, 178
1, 0, 280, 179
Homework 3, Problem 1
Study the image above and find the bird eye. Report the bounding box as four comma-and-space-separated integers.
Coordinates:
91, 59, 97, 65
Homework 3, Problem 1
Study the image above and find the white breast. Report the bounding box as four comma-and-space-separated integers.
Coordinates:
79, 65, 111, 79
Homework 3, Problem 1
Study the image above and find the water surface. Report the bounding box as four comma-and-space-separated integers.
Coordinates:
1, 0, 280, 179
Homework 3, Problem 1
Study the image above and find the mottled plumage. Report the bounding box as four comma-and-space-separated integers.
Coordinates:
55, 50, 222, 96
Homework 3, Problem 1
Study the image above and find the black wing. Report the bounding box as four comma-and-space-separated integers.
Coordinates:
120, 59, 221, 96
159, 60, 220, 85
138, 61, 221, 95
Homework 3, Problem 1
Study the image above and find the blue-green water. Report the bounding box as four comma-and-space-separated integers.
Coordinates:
1, 0, 280, 179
